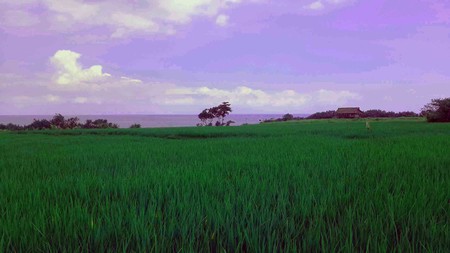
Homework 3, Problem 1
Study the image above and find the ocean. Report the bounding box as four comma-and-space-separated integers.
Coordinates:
0, 114, 308, 128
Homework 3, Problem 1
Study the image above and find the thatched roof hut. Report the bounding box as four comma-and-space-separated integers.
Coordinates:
336, 107, 364, 118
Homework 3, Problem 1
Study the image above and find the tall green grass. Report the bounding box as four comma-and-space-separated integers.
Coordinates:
0, 119, 449, 252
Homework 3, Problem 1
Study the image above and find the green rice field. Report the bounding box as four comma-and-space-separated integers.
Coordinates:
0, 118, 449, 252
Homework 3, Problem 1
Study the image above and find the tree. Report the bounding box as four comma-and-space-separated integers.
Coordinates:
66, 117, 80, 129
50, 113, 66, 128
197, 102, 232, 126
216, 102, 232, 125
282, 113, 294, 121
421, 98, 450, 122
198, 109, 214, 126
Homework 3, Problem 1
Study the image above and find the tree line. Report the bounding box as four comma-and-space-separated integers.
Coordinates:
0, 114, 119, 131
306, 110, 419, 120
262, 98, 450, 123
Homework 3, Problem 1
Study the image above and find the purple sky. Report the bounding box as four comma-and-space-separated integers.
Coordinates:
1, 0, 449, 115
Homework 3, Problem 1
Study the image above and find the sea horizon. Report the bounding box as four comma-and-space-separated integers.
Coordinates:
0, 114, 310, 128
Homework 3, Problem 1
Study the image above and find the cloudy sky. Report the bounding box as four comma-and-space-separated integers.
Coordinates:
0, 0, 449, 115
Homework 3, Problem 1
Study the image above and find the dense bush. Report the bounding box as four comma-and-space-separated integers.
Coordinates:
421, 98, 450, 122
130, 123, 141, 128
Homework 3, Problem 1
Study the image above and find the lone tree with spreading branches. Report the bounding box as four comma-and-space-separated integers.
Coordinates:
198, 102, 233, 126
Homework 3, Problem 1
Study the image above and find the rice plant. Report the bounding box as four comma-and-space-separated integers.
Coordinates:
0, 118, 449, 252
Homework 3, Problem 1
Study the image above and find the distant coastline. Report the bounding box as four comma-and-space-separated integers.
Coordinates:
0, 114, 309, 128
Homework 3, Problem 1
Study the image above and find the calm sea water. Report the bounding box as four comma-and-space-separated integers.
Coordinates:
0, 114, 308, 128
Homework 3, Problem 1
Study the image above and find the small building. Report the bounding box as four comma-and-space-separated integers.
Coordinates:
336, 107, 364, 118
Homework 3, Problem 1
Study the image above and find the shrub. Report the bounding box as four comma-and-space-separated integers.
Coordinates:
130, 123, 141, 128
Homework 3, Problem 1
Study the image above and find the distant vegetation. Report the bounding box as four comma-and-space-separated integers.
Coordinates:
421, 98, 450, 122
129, 123, 141, 129
306, 110, 419, 120
197, 102, 234, 126
306, 110, 338, 120
0, 114, 119, 131
261, 110, 420, 123
261, 113, 305, 123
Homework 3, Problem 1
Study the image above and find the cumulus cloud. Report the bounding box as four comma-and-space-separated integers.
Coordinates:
50, 50, 110, 86
49, 50, 147, 94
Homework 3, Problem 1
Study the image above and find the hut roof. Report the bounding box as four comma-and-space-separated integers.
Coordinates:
336, 107, 363, 114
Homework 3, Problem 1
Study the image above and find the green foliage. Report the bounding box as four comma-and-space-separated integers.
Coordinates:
0, 119, 449, 252
422, 98, 450, 122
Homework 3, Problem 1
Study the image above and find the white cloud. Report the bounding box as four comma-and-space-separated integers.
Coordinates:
2, 50, 362, 113
50, 50, 110, 86
216, 14, 230, 26
305, 0, 352, 11
45, 0, 99, 21
0, 0, 257, 37
110, 12, 160, 38
306, 1, 324, 10
166, 86, 360, 107
49, 50, 147, 94
120, 77, 143, 84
